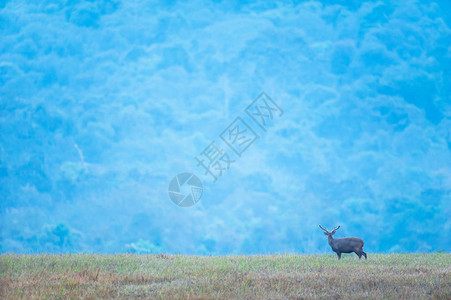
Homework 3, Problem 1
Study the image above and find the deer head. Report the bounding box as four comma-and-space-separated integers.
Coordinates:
319, 225, 340, 237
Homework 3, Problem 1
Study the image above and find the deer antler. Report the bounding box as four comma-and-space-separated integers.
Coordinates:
332, 225, 341, 232
319, 224, 328, 232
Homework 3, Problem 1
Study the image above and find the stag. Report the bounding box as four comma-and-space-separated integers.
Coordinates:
319, 225, 367, 260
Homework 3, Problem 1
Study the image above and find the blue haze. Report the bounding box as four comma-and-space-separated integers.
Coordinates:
0, 0, 450, 254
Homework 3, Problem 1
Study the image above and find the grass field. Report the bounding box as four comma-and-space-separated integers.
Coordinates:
1, 253, 450, 299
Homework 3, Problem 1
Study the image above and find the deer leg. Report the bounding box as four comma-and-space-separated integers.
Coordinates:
362, 251, 367, 260
336, 252, 341, 260
356, 251, 362, 259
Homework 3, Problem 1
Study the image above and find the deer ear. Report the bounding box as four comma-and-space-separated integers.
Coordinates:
323, 232, 328, 235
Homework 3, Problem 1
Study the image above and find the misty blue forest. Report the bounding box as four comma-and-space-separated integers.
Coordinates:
1, 0, 450, 255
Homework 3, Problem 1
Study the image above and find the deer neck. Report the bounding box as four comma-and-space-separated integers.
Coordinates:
327, 235, 335, 249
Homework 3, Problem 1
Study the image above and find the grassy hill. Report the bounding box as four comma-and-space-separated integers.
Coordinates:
1, 253, 450, 299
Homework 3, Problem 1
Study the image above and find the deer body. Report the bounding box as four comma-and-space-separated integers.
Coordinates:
320, 225, 367, 260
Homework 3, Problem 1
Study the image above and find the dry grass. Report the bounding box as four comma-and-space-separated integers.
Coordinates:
1, 253, 450, 299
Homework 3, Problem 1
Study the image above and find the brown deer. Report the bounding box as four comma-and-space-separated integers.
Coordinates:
319, 225, 367, 260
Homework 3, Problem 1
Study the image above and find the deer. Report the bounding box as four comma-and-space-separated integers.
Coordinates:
319, 225, 367, 260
